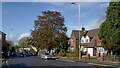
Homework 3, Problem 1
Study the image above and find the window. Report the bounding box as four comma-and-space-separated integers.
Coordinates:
70, 46, 74, 51
71, 45, 74, 47
81, 46, 83, 51
71, 39, 74, 43
82, 39, 84, 43
86, 39, 88, 43
85, 36, 90, 43
81, 37, 85, 43
97, 47, 106, 53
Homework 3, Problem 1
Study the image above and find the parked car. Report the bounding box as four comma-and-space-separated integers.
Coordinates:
19, 52, 24, 57
12, 52, 17, 57
29, 53, 33, 56
41, 53, 52, 60
25, 52, 29, 57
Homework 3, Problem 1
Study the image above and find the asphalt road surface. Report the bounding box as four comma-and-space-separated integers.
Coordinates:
1, 56, 115, 68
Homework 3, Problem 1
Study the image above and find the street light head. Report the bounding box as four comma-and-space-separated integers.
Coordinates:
71, 2, 75, 4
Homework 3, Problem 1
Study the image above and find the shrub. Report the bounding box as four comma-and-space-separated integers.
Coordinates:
67, 53, 77, 57
59, 49, 66, 57
30, 49, 36, 54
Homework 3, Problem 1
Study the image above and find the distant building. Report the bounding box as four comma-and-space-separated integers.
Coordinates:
0, 31, 9, 58
69, 27, 107, 57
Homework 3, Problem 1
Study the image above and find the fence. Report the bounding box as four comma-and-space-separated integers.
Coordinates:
104, 55, 120, 61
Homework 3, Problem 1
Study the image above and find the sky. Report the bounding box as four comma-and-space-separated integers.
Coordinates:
2, 2, 109, 45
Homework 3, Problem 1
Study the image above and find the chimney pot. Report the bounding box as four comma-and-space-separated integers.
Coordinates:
82, 27, 85, 36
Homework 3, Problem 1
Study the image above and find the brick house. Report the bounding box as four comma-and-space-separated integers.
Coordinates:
69, 27, 107, 57
69, 30, 81, 51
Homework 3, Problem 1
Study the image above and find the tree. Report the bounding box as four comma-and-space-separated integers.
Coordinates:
18, 37, 27, 48
98, 1, 120, 54
11, 46, 15, 53
14, 45, 19, 51
7, 41, 14, 50
7, 41, 14, 46
27, 10, 67, 52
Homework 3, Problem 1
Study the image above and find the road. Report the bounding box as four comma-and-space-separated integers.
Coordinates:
1, 56, 115, 68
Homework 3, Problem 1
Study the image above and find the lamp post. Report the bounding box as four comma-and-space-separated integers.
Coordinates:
71, 2, 81, 59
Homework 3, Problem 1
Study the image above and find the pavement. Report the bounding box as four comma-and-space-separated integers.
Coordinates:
0, 58, 8, 68
1, 56, 116, 68
57, 57, 120, 68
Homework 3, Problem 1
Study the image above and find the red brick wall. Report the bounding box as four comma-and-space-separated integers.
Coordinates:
96, 35, 101, 47
70, 32, 77, 51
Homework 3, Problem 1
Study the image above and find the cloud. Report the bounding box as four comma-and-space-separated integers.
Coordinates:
46, 5, 65, 13
66, 29, 73, 37
0, 23, 1, 31
6, 34, 18, 45
66, 18, 100, 37
18, 33, 30, 40
66, 25, 80, 37
81, 12, 88, 18
66, 25, 79, 29
84, 19, 100, 30
74, 12, 88, 18
3, 0, 112, 2
99, 3, 109, 8
48, 2, 66, 6
6, 33, 30, 45
85, 23, 99, 30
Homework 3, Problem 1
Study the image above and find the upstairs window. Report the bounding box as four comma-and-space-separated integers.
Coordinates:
81, 37, 85, 43
71, 45, 74, 47
86, 39, 88, 43
71, 39, 74, 43
81, 39, 84, 43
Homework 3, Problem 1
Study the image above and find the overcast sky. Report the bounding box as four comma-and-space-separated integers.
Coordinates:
2, 2, 109, 45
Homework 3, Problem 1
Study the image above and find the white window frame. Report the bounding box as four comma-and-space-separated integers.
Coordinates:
71, 39, 74, 43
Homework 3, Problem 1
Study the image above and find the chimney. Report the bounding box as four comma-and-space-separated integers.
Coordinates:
82, 27, 85, 36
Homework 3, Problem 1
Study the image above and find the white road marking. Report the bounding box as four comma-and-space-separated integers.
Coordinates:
6, 60, 10, 68
88, 63, 109, 67
57, 59, 117, 67
2, 61, 5, 63
45, 60, 48, 61
56, 59, 75, 63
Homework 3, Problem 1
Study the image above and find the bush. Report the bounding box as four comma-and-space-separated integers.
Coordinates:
59, 49, 66, 57
67, 53, 77, 57
30, 49, 36, 54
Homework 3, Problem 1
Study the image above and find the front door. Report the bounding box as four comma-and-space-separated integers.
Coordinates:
93, 48, 96, 56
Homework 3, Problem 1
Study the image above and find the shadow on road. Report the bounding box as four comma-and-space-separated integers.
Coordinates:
2, 63, 28, 68
52, 57, 59, 60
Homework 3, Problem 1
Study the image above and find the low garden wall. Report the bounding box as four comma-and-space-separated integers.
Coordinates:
104, 55, 120, 61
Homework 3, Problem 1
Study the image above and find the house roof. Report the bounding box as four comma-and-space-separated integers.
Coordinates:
85, 28, 99, 47
72, 28, 99, 48
72, 28, 99, 40
86, 28, 99, 38
0, 31, 6, 35
72, 30, 82, 40
86, 36, 96, 48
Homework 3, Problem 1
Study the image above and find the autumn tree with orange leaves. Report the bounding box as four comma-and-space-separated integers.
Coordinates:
27, 10, 68, 53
